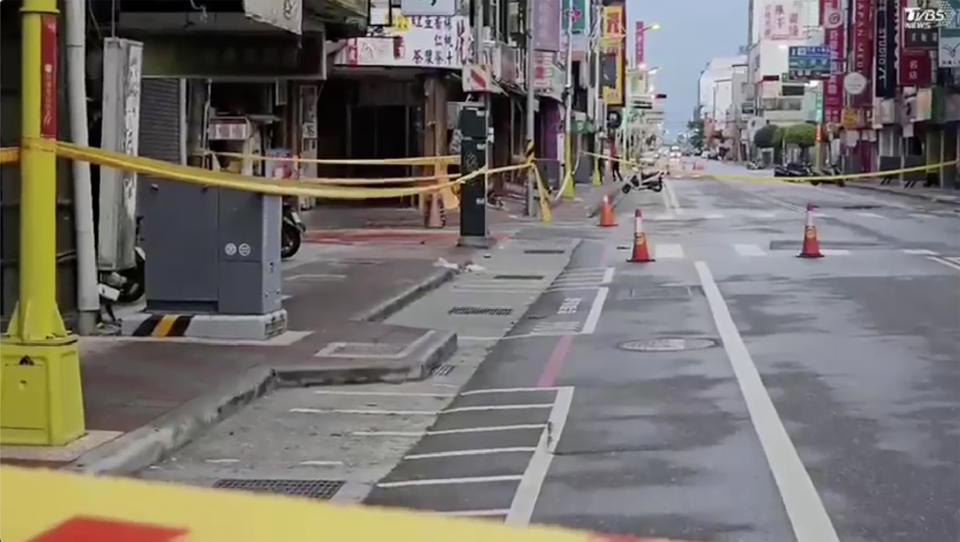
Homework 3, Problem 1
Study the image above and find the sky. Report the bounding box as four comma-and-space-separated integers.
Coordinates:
626, 0, 749, 139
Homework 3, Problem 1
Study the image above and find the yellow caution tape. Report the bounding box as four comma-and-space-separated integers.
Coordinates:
300, 173, 450, 186
30, 139, 481, 200
0, 146, 19, 164
0, 466, 616, 542
204, 149, 460, 167
685, 160, 959, 183
582, 150, 959, 184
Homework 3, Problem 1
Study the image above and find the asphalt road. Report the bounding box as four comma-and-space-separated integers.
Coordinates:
366, 163, 960, 542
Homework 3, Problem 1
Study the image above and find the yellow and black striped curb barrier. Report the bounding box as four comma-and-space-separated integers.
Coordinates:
1, 465, 693, 542
131, 314, 194, 337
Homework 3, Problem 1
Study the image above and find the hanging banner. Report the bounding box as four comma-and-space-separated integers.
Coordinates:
763, 1, 803, 40
850, 0, 874, 106
635, 21, 645, 66
601, 4, 625, 106
534, 0, 562, 51
561, 0, 587, 34
821, 0, 845, 123
875, 0, 897, 97
899, 0, 933, 85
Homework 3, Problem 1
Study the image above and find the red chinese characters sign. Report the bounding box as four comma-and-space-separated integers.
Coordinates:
820, 0, 844, 123
39, 14, 57, 139
850, 0, 874, 106
898, 0, 933, 85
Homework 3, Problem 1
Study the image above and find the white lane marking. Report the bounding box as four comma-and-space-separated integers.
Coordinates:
204, 458, 239, 464
654, 243, 685, 259
820, 249, 851, 256
903, 248, 938, 255
377, 475, 523, 488
405, 447, 537, 460
660, 180, 673, 212
704, 213, 725, 219
664, 178, 682, 214
753, 211, 778, 219
929, 256, 960, 272
313, 390, 454, 398
908, 213, 930, 220
856, 211, 884, 218
602, 267, 615, 284
461, 387, 561, 395
557, 297, 582, 315
734, 243, 768, 257
299, 460, 344, 466
506, 386, 574, 526
432, 509, 511, 517
353, 424, 548, 437
695, 262, 839, 542
440, 404, 554, 414
287, 273, 347, 281
580, 287, 609, 335
290, 408, 436, 415
812, 211, 829, 218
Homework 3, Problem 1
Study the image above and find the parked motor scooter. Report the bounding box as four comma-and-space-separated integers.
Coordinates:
281, 201, 306, 259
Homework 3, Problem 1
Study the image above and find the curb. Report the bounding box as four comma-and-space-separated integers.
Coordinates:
353, 267, 457, 322
846, 182, 960, 206
67, 366, 275, 475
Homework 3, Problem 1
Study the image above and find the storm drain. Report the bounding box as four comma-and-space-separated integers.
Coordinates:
523, 249, 565, 254
493, 274, 544, 280
449, 306, 513, 316
432, 364, 455, 376
212, 479, 344, 500
616, 286, 700, 301
618, 337, 720, 352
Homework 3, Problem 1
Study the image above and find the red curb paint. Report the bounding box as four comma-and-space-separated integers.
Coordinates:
28, 516, 188, 542
537, 334, 573, 388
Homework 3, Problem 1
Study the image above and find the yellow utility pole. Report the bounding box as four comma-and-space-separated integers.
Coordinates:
1, 0, 85, 446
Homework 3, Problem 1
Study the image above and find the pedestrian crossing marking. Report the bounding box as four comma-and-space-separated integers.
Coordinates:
819, 249, 851, 256
653, 243, 684, 259
734, 244, 767, 256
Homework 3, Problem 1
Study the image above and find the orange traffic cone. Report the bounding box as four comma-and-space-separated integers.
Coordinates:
627, 209, 655, 263
426, 192, 444, 229
798, 203, 824, 258
598, 194, 617, 227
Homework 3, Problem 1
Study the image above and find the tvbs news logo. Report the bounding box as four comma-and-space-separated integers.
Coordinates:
904, 1, 956, 29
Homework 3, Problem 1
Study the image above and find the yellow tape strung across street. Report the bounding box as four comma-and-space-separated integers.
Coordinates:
0, 146, 19, 164
32, 139, 479, 200
203, 149, 460, 167
299, 173, 450, 186
685, 159, 960, 183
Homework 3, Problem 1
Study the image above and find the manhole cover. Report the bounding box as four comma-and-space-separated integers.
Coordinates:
449, 306, 513, 316
618, 337, 720, 352
494, 274, 544, 280
212, 479, 344, 500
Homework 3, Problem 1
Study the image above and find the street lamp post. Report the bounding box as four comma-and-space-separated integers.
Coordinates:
560, 0, 577, 199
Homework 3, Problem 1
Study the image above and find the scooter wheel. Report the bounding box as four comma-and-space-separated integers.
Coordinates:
116, 249, 146, 304
281, 224, 302, 259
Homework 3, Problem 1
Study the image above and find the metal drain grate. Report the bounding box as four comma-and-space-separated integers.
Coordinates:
212, 479, 344, 500
493, 274, 544, 280
616, 286, 700, 301
432, 364, 455, 376
524, 249, 565, 254
449, 306, 513, 316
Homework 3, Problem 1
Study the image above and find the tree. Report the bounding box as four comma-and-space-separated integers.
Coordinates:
784, 123, 816, 148
753, 124, 781, 148
687, 119, 704, 150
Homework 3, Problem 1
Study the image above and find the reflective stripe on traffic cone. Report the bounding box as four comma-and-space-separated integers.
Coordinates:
627, 209, 654, 263
598, 194, 617, 227
798, 203, 824, 258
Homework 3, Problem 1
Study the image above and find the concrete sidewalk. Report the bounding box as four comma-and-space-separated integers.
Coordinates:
0, 246, 473, 475
847, 178, 960, 205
